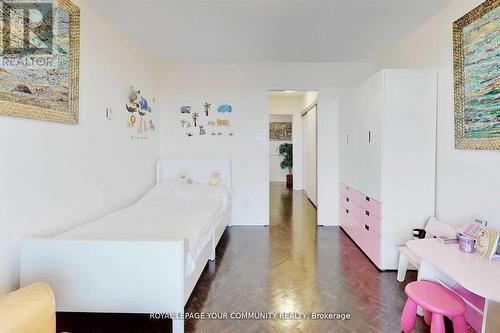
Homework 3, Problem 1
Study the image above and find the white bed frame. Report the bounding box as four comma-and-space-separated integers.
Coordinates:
20, 159, 231, 333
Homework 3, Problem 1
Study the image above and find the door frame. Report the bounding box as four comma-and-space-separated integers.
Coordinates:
266, 90, 319, 224
300, 101, 318, 207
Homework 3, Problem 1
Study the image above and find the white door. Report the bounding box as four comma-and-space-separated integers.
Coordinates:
302, 105, 317, 205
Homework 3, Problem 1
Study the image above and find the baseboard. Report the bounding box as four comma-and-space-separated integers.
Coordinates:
230, 217, 269, 226
318, 218, 339, 226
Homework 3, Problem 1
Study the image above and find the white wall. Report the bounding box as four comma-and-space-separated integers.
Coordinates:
159, 62, 373, 226
376, 0, 500, 230
269, 114, 292, 182
0, 0, 160, 294
302, 91, 318, 110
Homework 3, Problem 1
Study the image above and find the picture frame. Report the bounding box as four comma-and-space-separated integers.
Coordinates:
453, 0, 499, 150
269, 121, 292, 141
0, 0, 80, 124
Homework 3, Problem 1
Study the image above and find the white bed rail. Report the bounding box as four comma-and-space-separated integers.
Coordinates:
20, 239, 186, 332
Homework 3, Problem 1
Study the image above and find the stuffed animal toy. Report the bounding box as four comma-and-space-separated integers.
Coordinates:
209, 171, 222, 186
177, 168, 193, 184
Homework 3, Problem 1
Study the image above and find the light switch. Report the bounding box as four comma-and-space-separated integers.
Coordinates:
255, 132, 262, 142
105, 108, 113, 120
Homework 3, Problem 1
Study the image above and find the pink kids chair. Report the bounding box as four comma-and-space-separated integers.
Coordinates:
401, 281, 467, 333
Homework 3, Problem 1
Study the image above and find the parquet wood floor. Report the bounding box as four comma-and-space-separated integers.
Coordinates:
184, 182, 430, 333
57, 182, 432, 332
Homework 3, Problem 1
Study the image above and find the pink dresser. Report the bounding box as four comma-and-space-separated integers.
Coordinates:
339, 183, 382, 268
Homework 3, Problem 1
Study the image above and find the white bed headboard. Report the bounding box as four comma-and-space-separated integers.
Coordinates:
156, 159, 231, 187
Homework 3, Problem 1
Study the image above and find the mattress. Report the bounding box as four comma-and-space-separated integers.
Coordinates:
56, 179, 231, 275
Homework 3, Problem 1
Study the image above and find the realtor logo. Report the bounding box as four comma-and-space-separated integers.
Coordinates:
1, 1, 54, 55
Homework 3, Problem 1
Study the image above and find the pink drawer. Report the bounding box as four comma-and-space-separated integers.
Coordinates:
340, 183, 365, 206
339, 194, 349, 209
360, 211, 381, 236
340, 204, 355, 229
339, 204, 349, 228
340, 206, 362, 242
358, 224, 381, 267
360, 196, 382, 218
340, 207, 355, 239
339, 195, 363, 219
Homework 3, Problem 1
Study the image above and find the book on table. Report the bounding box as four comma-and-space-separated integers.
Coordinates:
474, 226, 500, 260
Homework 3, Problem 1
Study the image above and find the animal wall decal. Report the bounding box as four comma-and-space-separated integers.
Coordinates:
179, 102, 234, 138
199, 125, 206, 135
216, 119, 230, 127
127, 115, 136, 127
126, 87, 155, 138
138, 117, 149, 134
217, 104, 232, 113
181, 106, 191, 113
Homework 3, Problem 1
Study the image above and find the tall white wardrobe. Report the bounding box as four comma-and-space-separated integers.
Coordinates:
339, 69, 437, 270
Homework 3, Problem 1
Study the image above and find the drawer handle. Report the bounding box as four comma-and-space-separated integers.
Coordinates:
365, 196, 370, 202
346, 209, 349, 214
346, 197, 349, 202
365, 210, 370, 216
365, 224, 370, 231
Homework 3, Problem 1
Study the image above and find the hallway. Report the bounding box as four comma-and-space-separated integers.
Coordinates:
185, 182, 427, 332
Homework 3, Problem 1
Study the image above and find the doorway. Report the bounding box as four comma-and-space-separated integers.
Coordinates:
268, 90, 318, 222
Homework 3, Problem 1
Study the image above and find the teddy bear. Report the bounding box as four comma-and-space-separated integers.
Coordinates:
209, 171, 222, 186
177, 168, 193, 184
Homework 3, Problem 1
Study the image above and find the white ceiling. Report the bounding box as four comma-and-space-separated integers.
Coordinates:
86, 0, 452, 62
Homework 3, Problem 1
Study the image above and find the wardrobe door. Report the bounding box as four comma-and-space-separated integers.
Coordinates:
356, 72, 384, 201
339, 89, 357, 187
339, 91, 359, 187
302, 105, 317, 205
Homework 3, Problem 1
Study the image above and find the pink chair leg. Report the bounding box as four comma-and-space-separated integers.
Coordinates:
423, 310, 432, 326
401, 298, 418, 333
452, 315, 467, 333
430, 313, 445, 333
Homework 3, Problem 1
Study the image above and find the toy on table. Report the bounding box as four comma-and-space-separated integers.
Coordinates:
458, 235, 475, 254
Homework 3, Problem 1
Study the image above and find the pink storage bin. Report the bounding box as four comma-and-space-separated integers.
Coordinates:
452, 284, 485, 333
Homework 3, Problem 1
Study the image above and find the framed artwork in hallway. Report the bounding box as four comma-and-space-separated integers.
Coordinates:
269, 121, 292, 141
453, 0, 499, 150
